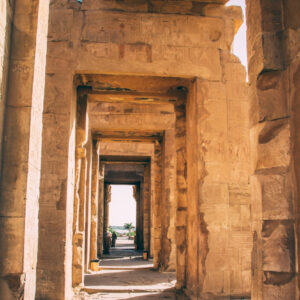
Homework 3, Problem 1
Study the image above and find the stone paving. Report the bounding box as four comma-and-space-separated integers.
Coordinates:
76, 238, 178, 299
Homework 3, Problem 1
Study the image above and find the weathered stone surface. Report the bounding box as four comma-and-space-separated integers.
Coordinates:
262, 220, 295, 273
256, 122, 291, 171
3, 0, 291, 299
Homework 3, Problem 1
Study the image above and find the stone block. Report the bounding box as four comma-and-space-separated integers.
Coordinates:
228, 100, 249, 130
48, 9, 73, 41
248, 32, 284, 83
284, 28, 300, 63
0, 217, 25, 274
82, 0, 148, 11
205, 161, 229, 183
229, 231, 252, 249
224, 62, 246, 82
208, 231, 229, 251
256, 121, 291, 170
260, 0, 282, 33
228, 162, 250, 185
149, 0, 193, 14
89, 112, 175, 131
262, 220, 295, 272
262, 277, 296, 300
203, 270, 225, 293
176, 210, 187, 227
201, 99, 227, 136
206, 252, 230, 272
42, 113, 70, 159
78, 42, 222, 79
44, 73, 73, 114
230, 270, 243, 293
225, 81, 248, 100
256, 71, 287, 121
202, 182, 229, 204
46, 41, 75, 73
229, 203, 251, 232
256, 174, 293, 220
241, 270, 251, 293
229, 185, 250, 205
81, 11, 226, 48
201, 80, 226, 100
0, 163, 29, 217
201, 203, 228, 231
6, 60, 34, 106
248, 85, 260, 128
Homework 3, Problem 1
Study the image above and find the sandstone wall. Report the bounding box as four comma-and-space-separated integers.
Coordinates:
0, 1, 50, 299
247, 0, 300, 298
36, 1, 252, 298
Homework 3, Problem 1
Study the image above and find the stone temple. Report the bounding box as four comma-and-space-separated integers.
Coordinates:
0, 0, 299, 299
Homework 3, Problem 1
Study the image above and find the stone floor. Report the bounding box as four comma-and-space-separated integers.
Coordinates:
75, 237, 178, 299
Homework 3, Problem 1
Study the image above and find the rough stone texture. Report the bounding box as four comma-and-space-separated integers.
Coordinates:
247, 0, 299, 299
0, 0, 13, 174
0, 1, 50, 300
0, 1, 258, 299
89, 142, 100, 263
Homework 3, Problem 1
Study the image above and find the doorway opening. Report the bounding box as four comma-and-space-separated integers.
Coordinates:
102, 184, 142, 267
109, 184, 136, 250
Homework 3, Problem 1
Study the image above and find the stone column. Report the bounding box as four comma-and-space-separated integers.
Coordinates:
0, 0, 13, 173
143, 164, 151, 253
246, 0, 297, 298
133, 184, 142, 249
103, 184, 112, 234
160, 129, 177, 271
97, 163, 104, 257
185, 79, 208, 298
153, 141, 162, 269
84, 136, 92, 272
90, 141, 100, 262
174, 93, 188, 289
72, 92, 88, 287
0, 1, 50, 299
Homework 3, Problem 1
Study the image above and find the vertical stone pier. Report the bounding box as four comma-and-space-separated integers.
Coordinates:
247, 0, 298, 298
0, 1, 49, 299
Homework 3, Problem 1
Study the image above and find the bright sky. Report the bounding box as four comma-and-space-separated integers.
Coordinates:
109, 185, 136, 227
226, 0, 247, 70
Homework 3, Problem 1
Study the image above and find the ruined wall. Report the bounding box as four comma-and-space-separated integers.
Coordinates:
247, 0, 300, 298
36, 1, 251, 298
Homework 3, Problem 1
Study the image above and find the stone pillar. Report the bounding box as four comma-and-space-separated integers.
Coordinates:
153, 141, 162, 269
90, 141, 100, 262
0, 0, 13, 173
143, 164, 151, 253
174, 93, 188, 289
133, 184, 143, 250
0, 1, 49, 299
84, 137, 92, 271
72, 92, 88, 287
103, 184, 111, 234
247, 0, 297, 298
160, 129, 177, 271
185, 79, 208, 298
97, 163, 104, 257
